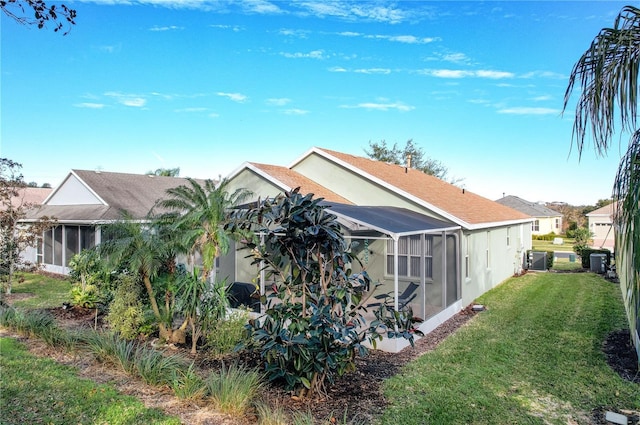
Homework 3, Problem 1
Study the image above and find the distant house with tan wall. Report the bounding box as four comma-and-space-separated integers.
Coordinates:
586, 202, 616, 252
496, 195, 562, 236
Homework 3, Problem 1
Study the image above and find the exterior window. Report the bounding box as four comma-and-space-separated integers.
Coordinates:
386, 235, 433, 279
65, 226, 79, 266
555, 218, 560, 229
44, 229, 53, 264
464, 234, 470, 279
36, 235, 43, 264
53, 226, 63, 266
80, 226, 95, 251
486, 231, 491, 269
506, 227, 511, 247
532, 220, 540, 232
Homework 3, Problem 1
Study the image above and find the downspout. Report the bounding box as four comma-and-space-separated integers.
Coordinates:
442, 230, 447, 309
394, 236, 399, 312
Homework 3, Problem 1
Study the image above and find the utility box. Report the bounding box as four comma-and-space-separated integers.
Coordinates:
530, 251, 548, 271
590, 253, 607, 273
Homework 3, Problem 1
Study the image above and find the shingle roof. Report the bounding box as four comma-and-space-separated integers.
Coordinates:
313, 148, 530, 226
495, 195, 562, 218
249, 163, 353, 205
26, 170, 202, 222
586, 201, 617, 217
3, 187, 52, 211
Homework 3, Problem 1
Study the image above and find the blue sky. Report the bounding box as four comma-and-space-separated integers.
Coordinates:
1, 0, 632, 205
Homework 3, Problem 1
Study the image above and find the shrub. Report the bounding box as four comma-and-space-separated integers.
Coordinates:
70, 283, 101, 308
171, 363, 207, 400
105, 273, 149, 340
133, 345, 185, 387
580, 248, 612, 269
205, 309, 250, 356
206, 362, 264, 416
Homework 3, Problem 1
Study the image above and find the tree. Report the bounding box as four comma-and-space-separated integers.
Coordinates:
155, 178, 251, 352
0, 158, 55, 295
1, 0, 76, 34
147, 167, 180, 177
235, 189, 422, 398
365, 139, 461, 184
156, 178, 251, 284
98, 218, 181, 343
563, 5, 640, 361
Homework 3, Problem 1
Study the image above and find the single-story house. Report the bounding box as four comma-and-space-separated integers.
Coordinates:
495, 195, 562, 236
22, 170, 197, 275
586, 202, 616, 252
222, 147, 533, 351
22, 148, 533, 352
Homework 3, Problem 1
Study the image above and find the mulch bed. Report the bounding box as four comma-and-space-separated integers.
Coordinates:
3, 291, 639, 424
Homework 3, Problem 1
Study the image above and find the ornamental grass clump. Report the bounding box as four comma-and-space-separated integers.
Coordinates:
206, 362, 264, 416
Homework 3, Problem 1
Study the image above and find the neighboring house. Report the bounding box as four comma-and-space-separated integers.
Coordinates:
586, 202, 616, 252
4, 187, 53, 210
22, 170, 195, 275
495, 195, 562, 236
223, 147, 533, 351
5, 186, 53, 267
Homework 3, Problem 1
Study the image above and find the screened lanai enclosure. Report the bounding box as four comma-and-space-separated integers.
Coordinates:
224, 203, 463, 352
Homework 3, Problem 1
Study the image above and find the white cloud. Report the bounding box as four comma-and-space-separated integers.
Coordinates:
442, 53, 469, 64
74, 102, 105, 109
104, 91, 147, 107
281, 50, 326, 59
283, 108, 309, 115
520, 70, 566, 79
498, 107, 561, 115
532, 95, 552, 101
210, 24, 244, 32
475, 70, 515, 79
354, 68, 391, 75
338, 31, 361, 37
149, 25, 183, 31
208, 112, 220, 118
341, 101, 414, 112
266, 98, 291, 106
217, 92, 248, 102
278, 28, 309, 38
328, 66, 347, 73
419, 69, 514, 79
240, 0, 283, 14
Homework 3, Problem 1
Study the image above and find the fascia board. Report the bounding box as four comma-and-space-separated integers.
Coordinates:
464, 217, 535, 231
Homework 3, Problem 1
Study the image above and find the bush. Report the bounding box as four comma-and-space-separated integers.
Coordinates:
70, 283, 101, 309
206, 362, 264, 416
580, 248, 612, 269
205, 309, 250, 356
105, 273, 149, 340
171, 363, 207, 400
532, 232, 557, 241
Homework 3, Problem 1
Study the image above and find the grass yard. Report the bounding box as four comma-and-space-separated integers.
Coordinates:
3, 272, 72, 309
0, 337, 181, 425
532, 237, 576, 252
381, 272, 639, 425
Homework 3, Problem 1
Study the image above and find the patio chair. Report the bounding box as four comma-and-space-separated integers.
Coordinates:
368, 282, 419, 310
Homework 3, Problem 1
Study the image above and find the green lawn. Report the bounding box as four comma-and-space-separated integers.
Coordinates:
381, 272, 639, 424
0, 337, 181, 425
5, 272, 72, 309
532, 237, 576, 252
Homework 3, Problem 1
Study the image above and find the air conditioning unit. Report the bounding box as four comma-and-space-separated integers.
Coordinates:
529, 251, 547, 271
590, 253, 607, 273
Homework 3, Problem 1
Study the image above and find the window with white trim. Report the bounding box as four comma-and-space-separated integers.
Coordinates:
532, 220, 540, 232
386, 235, 433, 279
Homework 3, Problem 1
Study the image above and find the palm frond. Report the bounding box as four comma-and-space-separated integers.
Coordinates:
563, 5, 640, 157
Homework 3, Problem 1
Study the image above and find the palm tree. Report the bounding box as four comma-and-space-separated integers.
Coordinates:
156, 177, 252, 284
563, 5, 640, 361
98, 218, 179, 343
156, 178, 251, 352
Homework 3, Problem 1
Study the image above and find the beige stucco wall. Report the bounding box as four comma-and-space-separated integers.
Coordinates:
532, 216, 561, 235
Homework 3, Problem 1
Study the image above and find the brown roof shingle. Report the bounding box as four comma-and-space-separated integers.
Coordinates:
250, 163, 353, 205
315, 148, 530, 226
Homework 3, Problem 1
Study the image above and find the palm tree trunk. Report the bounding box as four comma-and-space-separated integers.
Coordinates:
142, 274, 171, 340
